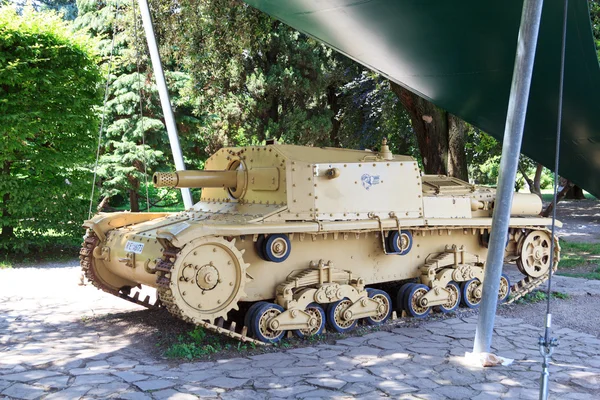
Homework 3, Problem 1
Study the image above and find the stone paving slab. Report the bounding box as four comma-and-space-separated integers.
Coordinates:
1, 265, 599, 399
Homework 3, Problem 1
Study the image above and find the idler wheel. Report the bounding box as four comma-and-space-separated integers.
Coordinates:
517, 230, 553, 278
365, 288, 392, 325
293, 303, 326, 339
166, 236, 248, 323
434, 281, 461, 314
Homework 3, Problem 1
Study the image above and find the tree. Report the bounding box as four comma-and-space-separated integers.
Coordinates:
335, 70, 418, 157
0, 5, 102, 251
157, 0, 354, 152
389, 82, 468, 181
75, 0, 200, 211
10, 1, 78, 20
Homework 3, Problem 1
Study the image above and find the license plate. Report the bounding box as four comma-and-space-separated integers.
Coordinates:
124, 240, 144, 254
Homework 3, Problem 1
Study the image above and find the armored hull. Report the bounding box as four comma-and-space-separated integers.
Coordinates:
82, 141, 559, 343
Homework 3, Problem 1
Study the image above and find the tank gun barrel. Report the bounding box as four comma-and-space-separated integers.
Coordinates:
153, 170, 241, 189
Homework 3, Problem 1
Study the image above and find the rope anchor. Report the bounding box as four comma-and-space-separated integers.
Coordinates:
538, 333, 559, 400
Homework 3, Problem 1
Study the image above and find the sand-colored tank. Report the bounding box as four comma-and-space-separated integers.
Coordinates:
81, 139, 560, 343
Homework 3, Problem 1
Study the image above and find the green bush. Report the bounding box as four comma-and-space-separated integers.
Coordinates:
0, 5, 102, 253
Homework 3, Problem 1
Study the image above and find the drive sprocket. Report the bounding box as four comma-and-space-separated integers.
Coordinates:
157, 236, 249, 324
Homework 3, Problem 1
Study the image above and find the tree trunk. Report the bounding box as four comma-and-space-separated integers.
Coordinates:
129, 189, 139, 212
565, 185, 585, 200
327, 85, 341, 147
1, 161, 14, 240
519, 162, 543, 199
447, 114, 468, 181
127, 174, 140, 212
533, 163, 543, 196
542, 180, 573, 217
389, 82, 468, 181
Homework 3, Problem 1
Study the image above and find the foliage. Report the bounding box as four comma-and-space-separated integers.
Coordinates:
75, 0, 200, 211
160, 1, 334, 151
0, 5, 101, 252
590, 0, 600, 60
9, 1, 78, 20
515, 290, 569, 304
164, 326, 254, 359
156, 0, 412, 155
465, 127, 555, 190
336, 70, 418, 157
464, 127, 501, 184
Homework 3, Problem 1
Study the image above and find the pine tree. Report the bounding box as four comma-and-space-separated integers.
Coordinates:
75, 0, 199, 212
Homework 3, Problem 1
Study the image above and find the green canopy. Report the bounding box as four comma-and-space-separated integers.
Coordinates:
243, 0, 600, 197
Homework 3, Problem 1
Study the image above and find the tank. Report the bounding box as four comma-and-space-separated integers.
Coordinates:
80, 139, 560, 344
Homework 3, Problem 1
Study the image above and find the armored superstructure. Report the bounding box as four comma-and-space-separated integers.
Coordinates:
81, 139, 559, 343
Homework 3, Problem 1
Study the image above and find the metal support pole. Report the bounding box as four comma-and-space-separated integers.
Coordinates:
473, 0, 544, 354
538, 1, 568, 398
138, 0, 193, 209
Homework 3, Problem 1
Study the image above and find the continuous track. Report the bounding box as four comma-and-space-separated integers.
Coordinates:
81, 226, 560, 345
154, 245, 265, 346
80, 232, 160, 309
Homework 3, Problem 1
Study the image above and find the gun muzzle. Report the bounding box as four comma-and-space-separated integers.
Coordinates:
153, 170, 240, 189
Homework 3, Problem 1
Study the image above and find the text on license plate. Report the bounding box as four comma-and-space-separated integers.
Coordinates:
124, 240, 145, 254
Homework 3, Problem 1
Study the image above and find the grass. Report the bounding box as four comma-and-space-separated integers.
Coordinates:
557, 241, 600, 271
559, 267, 600, 281
538, 188, 597, 202
164, 327, 256, 359
162, 320, 385, 360
516, 290, 569, 304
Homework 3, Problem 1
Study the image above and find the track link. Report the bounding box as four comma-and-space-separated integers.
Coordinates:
80, 231, 160, 309
155, 246, 265, 346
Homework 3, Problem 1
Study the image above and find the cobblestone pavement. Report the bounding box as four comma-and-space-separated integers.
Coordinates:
2, 264, 600, 400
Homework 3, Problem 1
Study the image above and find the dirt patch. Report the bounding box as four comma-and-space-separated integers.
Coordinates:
497, 293, 600, 338
555, 199, 600, 243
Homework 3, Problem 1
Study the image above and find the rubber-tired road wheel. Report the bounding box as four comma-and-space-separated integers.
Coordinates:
244, 301, 268, 337
365, 288, 392, 325
434, 281, 461, 314
404, 283, 431, 318
263, 234, 291, 263
498, 274, 511, 303
396, 283, 415, 312
326, 298, 357, 333
460, 278, 482, 309
251, 302, 286, 343
293, 303, 326, 339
